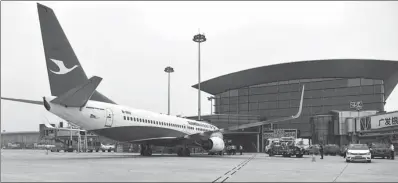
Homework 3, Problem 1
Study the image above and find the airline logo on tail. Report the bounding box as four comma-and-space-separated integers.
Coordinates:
49, 58, 78, 75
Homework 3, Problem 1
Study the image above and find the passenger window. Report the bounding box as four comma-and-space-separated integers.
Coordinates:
123, 116, 126, 120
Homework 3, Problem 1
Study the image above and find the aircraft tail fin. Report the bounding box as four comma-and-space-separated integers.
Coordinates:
50, 76, 102, 108
37, 3, 116, 104
37, 3, 88, 96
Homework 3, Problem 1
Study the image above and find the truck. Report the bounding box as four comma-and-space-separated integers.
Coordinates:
100, 143, 116, 152
266, 137, 305, 158
50, 139, 76, 152
87, 141, 102, 152
223, 139, 237, 155
295, 138, 310, 155
265, 138, 280, 153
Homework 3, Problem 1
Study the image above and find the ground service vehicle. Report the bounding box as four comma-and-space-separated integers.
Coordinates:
267, 137, 304, 158
295, 138, 310, 155
224, 139, 237, 155
345, 144, 371, 163
100, 144, 116, 152
265, 138, 280, 154
369, 143, 391, 159
50, 139, 75, 152
225, 145, 237, 155
87, 141, 102, 152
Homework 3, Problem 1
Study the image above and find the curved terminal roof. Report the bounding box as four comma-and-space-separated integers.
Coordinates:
192, 59, 398, 99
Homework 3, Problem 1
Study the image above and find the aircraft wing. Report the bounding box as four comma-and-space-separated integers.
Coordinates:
184, 85, 305, 141
124, 85, 304, 147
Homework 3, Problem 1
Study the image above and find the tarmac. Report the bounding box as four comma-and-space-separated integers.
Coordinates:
1, 149, 397, 182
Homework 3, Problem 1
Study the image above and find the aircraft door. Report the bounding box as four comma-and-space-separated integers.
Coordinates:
104, 109, 114, 127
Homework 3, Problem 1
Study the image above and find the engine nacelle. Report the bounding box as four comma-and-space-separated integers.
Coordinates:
202, 137, 225, 152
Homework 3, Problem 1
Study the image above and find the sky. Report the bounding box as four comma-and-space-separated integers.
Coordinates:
1, 1, 398, 132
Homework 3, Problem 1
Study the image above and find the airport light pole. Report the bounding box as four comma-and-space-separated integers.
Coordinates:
193, 32, 206, 121
164, 66, 174, 115
208, 96, 215, 114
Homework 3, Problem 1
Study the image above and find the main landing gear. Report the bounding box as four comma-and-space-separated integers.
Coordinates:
140, 144, 152, 156
177, 147, 191, 157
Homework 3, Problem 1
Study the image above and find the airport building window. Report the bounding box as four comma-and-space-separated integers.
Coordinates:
229, 97, 238, 105
230, 89, 238, 97
361, 78, 374, 86
347, 78, 360, 87
220, 91, 229, 98
361, 85, 374, 95
238, 88, 249, 96
374, 79, 383, 85
374, 84, 384, 94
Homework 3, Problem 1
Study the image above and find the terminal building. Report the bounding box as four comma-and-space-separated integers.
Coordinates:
189, 59, 398, 152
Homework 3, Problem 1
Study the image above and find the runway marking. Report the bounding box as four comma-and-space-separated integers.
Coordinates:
212, 154, 256, 183
332, 162, 349, 182
212, 176, 221, 183
221, 177, 229, 183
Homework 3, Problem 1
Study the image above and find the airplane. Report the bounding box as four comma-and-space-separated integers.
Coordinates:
1, 3, 305, 157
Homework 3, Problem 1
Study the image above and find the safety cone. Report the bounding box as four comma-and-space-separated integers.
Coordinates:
312, 154, 316, 162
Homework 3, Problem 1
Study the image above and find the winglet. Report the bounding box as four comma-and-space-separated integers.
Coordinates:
219, 84, 306, 132
50, 76, 102, 108
292, 85, 305, 118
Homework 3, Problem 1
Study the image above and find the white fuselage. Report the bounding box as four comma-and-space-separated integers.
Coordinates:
45, 96, 220, 143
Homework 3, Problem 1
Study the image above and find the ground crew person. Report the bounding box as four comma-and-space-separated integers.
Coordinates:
239, 145, 243, 155
343, 144, 348, 158
390, 143, 395, 160
319, 144, 324, 159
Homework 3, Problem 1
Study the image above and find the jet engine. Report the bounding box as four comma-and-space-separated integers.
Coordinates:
202, 137, 225, 152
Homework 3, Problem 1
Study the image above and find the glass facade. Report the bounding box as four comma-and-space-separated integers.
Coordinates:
310, 115, 334, 144
214, 78, 385, 137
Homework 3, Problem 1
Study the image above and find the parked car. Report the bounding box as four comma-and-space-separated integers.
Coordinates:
345, 144, 371, 163
369, 143, 391, 159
